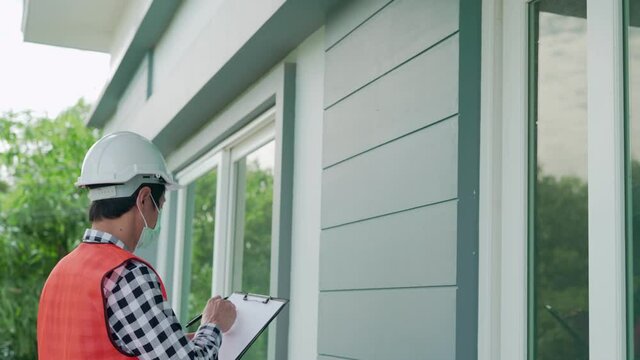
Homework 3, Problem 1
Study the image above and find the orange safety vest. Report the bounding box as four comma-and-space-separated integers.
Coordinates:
37, 242, 167, 359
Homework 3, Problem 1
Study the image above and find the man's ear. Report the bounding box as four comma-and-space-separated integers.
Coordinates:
136, 186, 151, 207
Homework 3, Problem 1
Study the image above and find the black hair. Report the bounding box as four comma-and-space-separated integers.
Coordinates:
88, 183, 165, 222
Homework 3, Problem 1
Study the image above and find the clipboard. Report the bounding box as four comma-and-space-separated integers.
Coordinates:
213, 292, 288, 360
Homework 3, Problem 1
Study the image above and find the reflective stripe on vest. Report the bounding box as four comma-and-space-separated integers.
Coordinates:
37, 243, 167, 359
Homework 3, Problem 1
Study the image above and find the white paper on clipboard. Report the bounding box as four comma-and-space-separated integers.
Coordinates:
219, 292, 288, 360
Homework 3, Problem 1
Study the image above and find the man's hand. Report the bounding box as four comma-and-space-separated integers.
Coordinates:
201, 295, 237, 332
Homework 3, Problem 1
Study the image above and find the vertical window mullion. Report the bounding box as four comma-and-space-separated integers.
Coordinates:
213, 151, 231, 296
171, 188, 189, 320
500, 0, 530, 358
527, 4, 539, 360
587, 0, 626, 358
231, 158, 247, 292
180, 184, 196, 321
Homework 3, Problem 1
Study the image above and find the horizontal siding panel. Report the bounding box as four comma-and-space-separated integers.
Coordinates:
325, 0, 392, 50
323, 35, 459, 167
320, 201, 457, 291
318, 287, 456, 359
321, 117, 458, 228
324, 0, 459, 107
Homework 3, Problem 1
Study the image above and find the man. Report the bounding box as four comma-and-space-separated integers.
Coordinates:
37, 131, 236, 359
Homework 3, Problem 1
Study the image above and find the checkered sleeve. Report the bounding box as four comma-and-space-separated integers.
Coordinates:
103, 260, 222, 360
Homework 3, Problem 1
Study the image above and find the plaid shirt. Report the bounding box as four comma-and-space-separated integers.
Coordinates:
83, 229, 222, 359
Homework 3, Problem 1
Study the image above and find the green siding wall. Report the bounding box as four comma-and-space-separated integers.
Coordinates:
324, 0, 458, 107
318, 0, 462, 359
318, 288, 456, 359
324, 0, 392, 50
321, 118, 458, 228
320, 200, 457, 291
323, 35, 459, 167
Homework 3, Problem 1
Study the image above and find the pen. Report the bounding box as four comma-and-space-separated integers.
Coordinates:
185, 314, 202, 328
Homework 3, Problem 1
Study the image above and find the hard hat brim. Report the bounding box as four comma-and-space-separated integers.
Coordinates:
84, 174, 183, 201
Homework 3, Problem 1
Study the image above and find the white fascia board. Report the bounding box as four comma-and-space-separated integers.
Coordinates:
124, 0, 287, 143
95, 0, 336, 156
21, 0, 128, 53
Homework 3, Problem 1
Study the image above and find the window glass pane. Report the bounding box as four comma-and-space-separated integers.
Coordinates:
232, 140, 275, 360
186, 170, 217, 322
627, 1, 640, 358
530, 1, 589, 359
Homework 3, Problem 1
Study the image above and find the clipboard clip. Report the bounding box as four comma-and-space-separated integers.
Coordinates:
242, 293, 272, 304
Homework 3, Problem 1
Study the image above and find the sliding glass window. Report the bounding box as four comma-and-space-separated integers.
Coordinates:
230, 140, 275, 360
529, 1, 589, 359
184, 170, 218, 322
172, 109, 282, 357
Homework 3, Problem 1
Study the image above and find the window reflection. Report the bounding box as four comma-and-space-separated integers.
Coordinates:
530, 1, 589, 359
186, 170, 217, 322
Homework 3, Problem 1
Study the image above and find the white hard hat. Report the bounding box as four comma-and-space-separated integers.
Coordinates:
76, 131, 180, 201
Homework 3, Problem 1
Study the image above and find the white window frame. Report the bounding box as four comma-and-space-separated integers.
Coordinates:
170, 108, 276, 321
161, 62, 294, 360
479, 0, 626, 359
225, 121, 276, 296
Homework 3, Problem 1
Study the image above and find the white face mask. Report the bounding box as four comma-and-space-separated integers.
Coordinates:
136, 196, 162, 249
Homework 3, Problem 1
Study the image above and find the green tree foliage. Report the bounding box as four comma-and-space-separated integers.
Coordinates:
534, 169, 589, 360
0, 101, 99, 359
239, 159, 273, 360
240, 159, 273, 296
187, 170, 217, 321
536, 160, 640, 360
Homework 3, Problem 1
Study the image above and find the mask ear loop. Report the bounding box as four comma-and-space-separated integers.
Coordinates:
149, 195, 160, 213
140, 194, 161, 229
137, 190, 161, 228
137, 194, 150, 228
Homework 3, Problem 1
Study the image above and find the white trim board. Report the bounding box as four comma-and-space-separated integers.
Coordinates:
587, 0, 626, 358
478, 0, 504, 358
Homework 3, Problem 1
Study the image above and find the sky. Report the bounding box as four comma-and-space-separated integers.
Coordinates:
536, 11, 640, 180
0, 0, 110, 117
536, 12, 587, 180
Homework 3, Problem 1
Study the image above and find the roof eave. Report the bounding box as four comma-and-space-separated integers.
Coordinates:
86, 0, 181, 128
